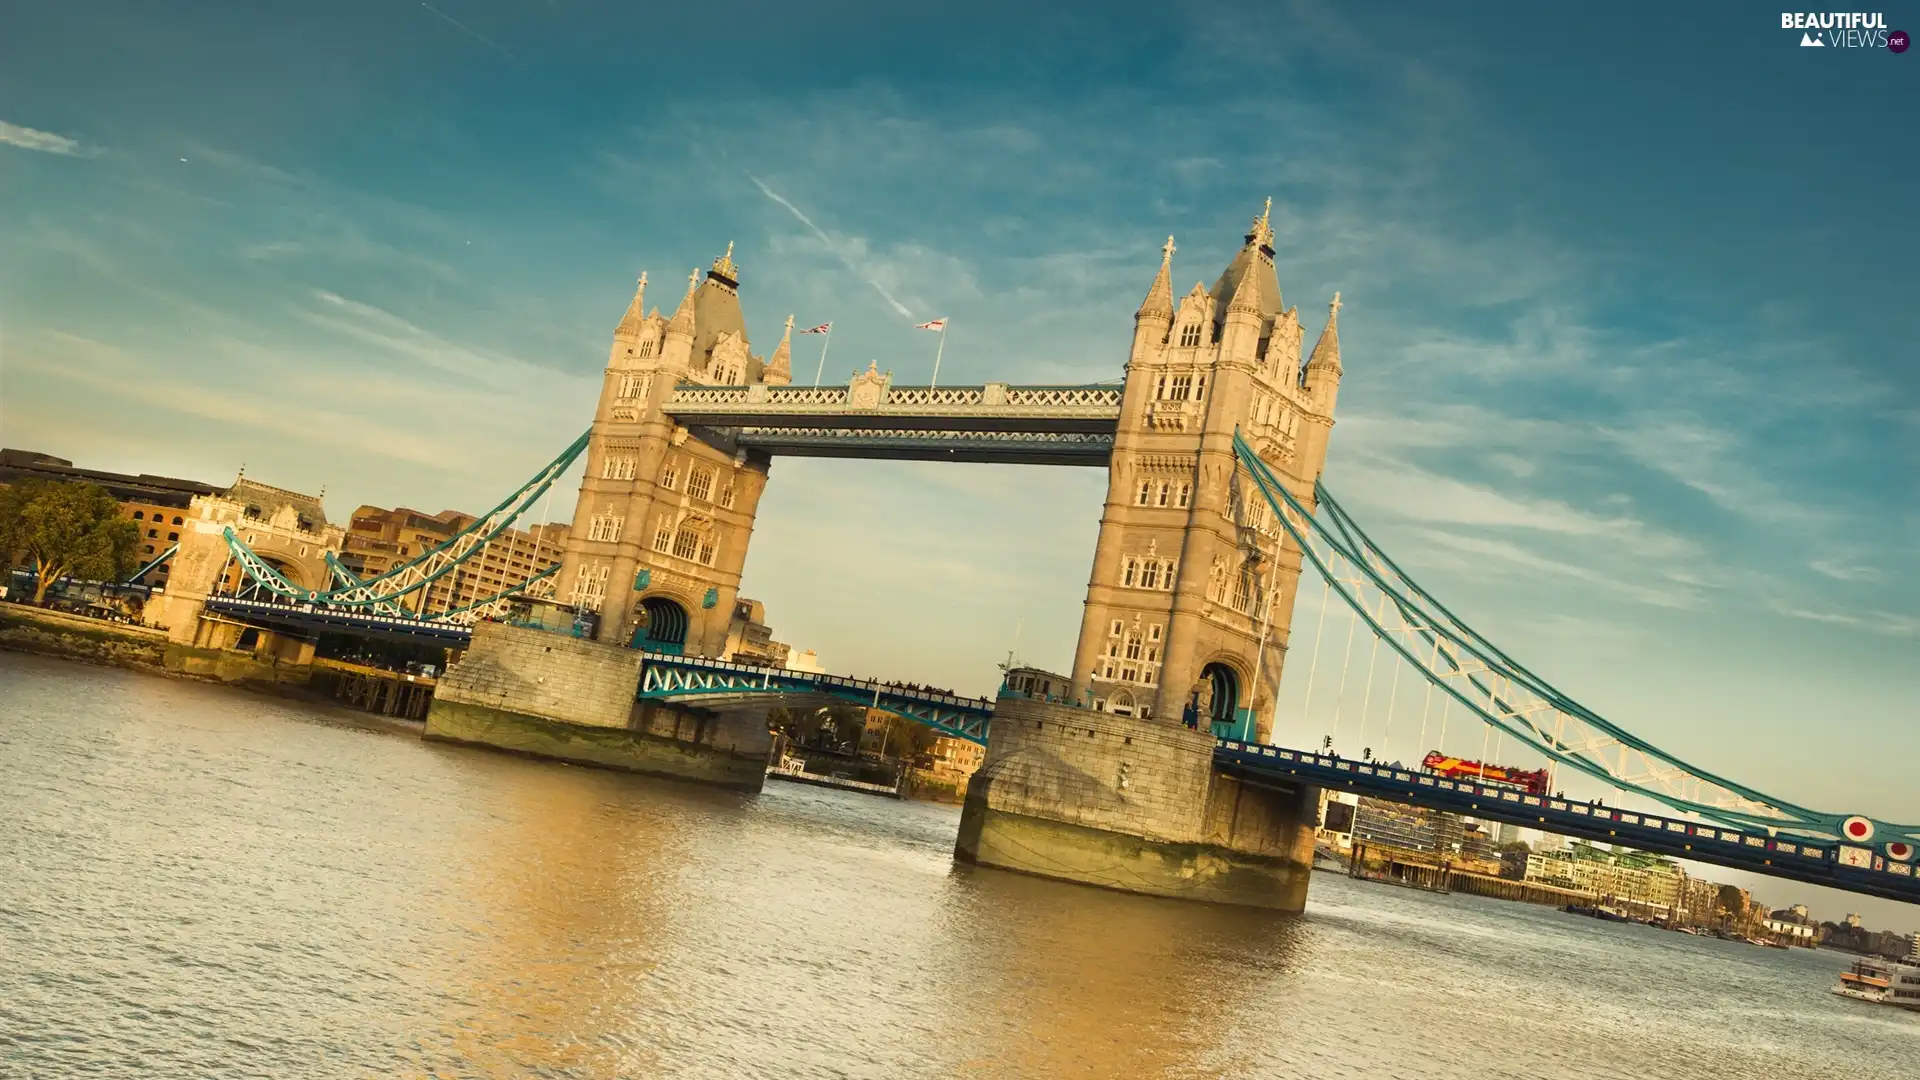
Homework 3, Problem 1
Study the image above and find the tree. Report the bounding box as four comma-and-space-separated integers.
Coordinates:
0, 480, 140, 604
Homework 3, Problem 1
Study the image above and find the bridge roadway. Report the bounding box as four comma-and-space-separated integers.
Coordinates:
1212, 740, 1920, 905
192, 597, 1919, 903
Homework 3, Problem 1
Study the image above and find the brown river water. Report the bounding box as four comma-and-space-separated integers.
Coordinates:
2, 651, 1915, 1078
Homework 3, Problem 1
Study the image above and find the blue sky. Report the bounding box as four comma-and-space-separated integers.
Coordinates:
2, 1, 1915, 924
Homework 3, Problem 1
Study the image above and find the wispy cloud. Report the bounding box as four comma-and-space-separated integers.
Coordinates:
418, 2, 521, 65
0, 120, 93, 156
748, 173, 918, 320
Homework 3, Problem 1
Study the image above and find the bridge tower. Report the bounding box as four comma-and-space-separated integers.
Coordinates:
554, 246, 789, 656
1069, 202, 1343, 741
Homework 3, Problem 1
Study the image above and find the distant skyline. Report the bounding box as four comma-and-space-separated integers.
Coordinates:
2, 1, 1914, 928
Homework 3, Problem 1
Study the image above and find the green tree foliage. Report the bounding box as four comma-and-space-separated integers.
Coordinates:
0, 480, 140, 603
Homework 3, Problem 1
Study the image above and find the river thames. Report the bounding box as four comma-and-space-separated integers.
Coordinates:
1, 652, 1913, 1078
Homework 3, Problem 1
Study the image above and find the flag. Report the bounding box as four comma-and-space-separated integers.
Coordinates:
915, 318, 948, 331
800, 322, 831, 334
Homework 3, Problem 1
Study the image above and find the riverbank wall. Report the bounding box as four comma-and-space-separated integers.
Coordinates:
955, 697, 1319, 911
423, 621, 771, 792
1, 604, 315, 686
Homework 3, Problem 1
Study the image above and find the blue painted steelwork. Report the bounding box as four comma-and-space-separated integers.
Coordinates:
1213, 741, 1920, 904
1230, 430, 1919, 848
220, 429, 589, 609
636, 652, 994, 744
203, 595, 472, 644
126, 543, 177, 583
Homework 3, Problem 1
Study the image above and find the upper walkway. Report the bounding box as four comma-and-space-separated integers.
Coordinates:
662, 381, 1122, 465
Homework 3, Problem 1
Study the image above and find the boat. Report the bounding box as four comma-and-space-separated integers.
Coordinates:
1832, 958, 1920, 1011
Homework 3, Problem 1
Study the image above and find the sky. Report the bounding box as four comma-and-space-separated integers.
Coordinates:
1, 1, 1915, 926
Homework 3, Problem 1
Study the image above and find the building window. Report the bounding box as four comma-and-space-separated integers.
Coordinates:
602, 455, 637, 481
143, 544, 155, 554
1136, 480, 1153, 506
571, 563, 610, 612
1232, 569, 1255, 614
1179, 323, 1202, 348
148, 529, 158, 538
133, 511, 144, 520
660, 459, 679, 490
1156, 481, 1170, 507
696, 535, 716, 566
1175, 482, 1191, 508
1169, 374, 1192, 399
687, 468, 713, 502
168, 532, 178, 541
672, 528, 700, 561
587, 510, 623, 543
652, 521, 672, 553
1139, 560, 1159, 590
638, 338, 655, 359
718, 482, 736, 509
618, 372, 652, 400
1110, 620, 1123, 637
1122, 557, 1137, 587
173, 516, 183, 526
1195, 375, 1206, 400
1148, 623, 1162, 643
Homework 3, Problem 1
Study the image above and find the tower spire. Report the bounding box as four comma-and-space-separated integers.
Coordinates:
1307, 292, 1342, 374
764, 314, 794, 385
615, 271, 648, 338
667, 268, 699, 336
1136, 235, 1176, 321
1249, 196, 1275, 251
710, 240, 740, 286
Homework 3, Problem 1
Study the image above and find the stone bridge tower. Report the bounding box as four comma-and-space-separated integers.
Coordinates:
1069, 202, 1344, 742
554, 245, 791, 655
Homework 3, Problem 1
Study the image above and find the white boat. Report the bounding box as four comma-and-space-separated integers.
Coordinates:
1832, 957, 1920, 1011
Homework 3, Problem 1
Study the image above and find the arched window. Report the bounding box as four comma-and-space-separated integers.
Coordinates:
172, 516, 183, 526
132, 511, 144, 520
688, 469, 714, 502
1136, 479, 1153, 505
1156, 481, 1170, 507
1179, 323, 1202, 348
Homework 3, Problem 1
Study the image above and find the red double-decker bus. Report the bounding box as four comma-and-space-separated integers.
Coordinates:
1421, 751, 1550, 796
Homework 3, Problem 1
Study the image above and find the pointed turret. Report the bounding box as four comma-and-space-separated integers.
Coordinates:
1137, 236, 1176, 321
1306, 292, 1342, 375
615, 272, 648, 338
764, 314, 794, 386
1303, 293, 1344, 415
667, 268, 699, 338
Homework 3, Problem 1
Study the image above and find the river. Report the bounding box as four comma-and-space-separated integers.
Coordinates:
1, 652, 1914, 1078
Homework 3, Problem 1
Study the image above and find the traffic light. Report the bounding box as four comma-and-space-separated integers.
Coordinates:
1322, 735, 1332, 750
1363, 747, 1372, 761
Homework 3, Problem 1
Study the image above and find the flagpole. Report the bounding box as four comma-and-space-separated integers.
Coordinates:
812, 325, 833, 387
930, 322, 948, 389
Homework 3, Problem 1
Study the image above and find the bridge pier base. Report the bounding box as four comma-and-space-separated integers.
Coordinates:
955, 698, 1318, 911
425, 623, 771, 791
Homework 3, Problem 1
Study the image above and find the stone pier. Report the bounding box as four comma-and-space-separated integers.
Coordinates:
955, 696, 1319, 911
424, 622, 771, 791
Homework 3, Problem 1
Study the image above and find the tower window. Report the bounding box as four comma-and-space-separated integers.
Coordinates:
719, 482, 736, 509
653, 520, 672, 553
1175, 482, 1192, 508
637, 338, 656, 359
696, 536, 716, 566
1169, 374, 1192, 400
672, 528, 700, 561
1156, 481, 1170, 507
1179, 324, 1202, 348
660, 460, 679, 490
1136, 480, 1153, 506
1122, 557, 1138, 587
688, 468, 714, 502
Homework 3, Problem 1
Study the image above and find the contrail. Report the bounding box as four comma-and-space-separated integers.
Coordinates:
748, 173, 916, 319
420, 2, 521, 64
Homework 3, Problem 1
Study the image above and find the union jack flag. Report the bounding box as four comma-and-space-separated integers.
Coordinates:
800, 322, 830, 334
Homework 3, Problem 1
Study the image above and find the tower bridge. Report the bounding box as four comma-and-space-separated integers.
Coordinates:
175, 201, 1918, 911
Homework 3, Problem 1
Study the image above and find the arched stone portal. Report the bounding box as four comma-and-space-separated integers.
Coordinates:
634, 596, 689, 654
1197, 662, 1239, 734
